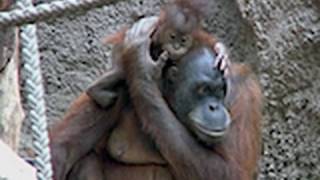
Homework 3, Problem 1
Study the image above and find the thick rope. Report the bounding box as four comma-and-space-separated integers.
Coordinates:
0, 0, 123, 27
18, 0, 53, 178
0, 0, 124, 179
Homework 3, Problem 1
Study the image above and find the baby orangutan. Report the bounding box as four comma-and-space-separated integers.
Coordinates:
105, 0, 228, 68
92, 0, 230, 108
151, 1, 216, 61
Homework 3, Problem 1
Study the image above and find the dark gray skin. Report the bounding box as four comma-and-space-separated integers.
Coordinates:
162, 48, 231, 145
88, 46, 231, 146
122, 43, 243, 180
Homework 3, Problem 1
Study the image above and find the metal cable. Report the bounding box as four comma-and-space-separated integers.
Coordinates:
0, 0, 123, 27
18, 0, 53, 177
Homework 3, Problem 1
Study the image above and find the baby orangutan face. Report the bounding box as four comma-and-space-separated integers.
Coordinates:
162, 29, 194, 60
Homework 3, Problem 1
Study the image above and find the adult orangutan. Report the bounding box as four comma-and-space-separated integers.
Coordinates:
49, 16, 262, 180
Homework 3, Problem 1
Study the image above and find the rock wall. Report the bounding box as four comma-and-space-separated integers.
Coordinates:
20, 0, 320, 179
0, 27, 24, 151
236, 0, 320, 179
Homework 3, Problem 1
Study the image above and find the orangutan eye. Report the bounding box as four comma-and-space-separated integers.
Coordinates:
170, 32, 176, 40
181, 36, 187, 43
181, 35, 192, 47
181, 35, 190, 43
197, 85, 210, 95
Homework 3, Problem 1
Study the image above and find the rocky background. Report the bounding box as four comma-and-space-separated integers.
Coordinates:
19, 0, 320, 179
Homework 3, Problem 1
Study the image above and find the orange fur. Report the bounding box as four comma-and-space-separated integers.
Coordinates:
0, 0, 11, 10
101, 27, 128, 45
50, 1, 262, 179
192, 29, 218, 47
